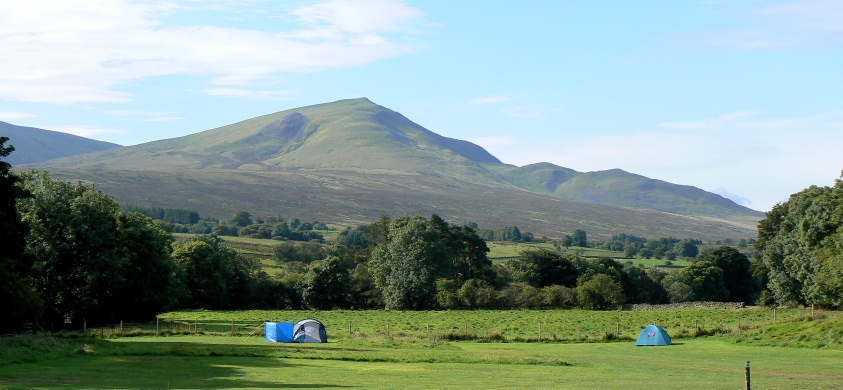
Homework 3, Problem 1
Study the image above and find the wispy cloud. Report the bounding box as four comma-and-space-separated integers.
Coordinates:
659, 111, 757, 129
0, 111, 36, 121
669, 0, 843, 50
44, 125, 123, 138
467, 95, 512, 105
206, 88, 296, 100
0, 0, 425, 104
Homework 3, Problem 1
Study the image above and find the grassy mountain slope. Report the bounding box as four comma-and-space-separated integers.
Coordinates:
38, 98, 500, 181
0, 121, 120, 165
552, 169, 764, 219
46, 167, 758, 240
31, 98, 761, 239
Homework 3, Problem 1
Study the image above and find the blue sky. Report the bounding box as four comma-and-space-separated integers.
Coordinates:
1, 0, 842, 211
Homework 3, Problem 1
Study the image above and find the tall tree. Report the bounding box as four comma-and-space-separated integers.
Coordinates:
0, 138, 42, 331
369, 215, 450, 309
755, 174, 843, 306
302, 256, 352, 309
18, 170, 176, 324
703, 247, 759, 303
572, 229, 588, 247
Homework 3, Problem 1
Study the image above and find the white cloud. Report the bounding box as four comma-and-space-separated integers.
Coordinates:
467, 95, 512, 105
206, 88, 296, 100
0, 112, 36, 121
660, 111, 758, 129
671, 0, 843, 50
0, 0, 424, 104
43, 125, 124, 138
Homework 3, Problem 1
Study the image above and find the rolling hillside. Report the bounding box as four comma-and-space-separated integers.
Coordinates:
31, 98, 762, 239
489, 163, 763, 220
0, 121, 120, 165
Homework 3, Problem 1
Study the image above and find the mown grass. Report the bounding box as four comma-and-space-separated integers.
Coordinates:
2, 332, 841, 389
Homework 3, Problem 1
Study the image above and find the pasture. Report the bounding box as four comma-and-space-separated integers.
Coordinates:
2, 308, 841, 389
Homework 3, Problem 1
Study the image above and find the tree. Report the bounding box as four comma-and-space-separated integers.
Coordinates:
0, 138, 42, 332
572, 230, 588, 247
561, 235, 573, 248
755, 176, 843, 306
661, 261, 728, 302
302, 256, 351, 309
369, 215, 450, 309
702, 246, 759, 303
230, 210, 253, 227
18, 171, 176, 324
577, 274, 624, 310
506, 249, 578, 288
676, 240, 699, 258
172, 234, 256, 309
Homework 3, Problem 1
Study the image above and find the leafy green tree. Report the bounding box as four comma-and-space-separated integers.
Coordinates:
755, 175, 843, 306
702, 246, 759, 303
0, 138, 42, 332
577, 273, 625, 310
661, 261, 728, 302
18, 171, 176, 324
369, 215, 450, 309
302, 256, 351, 309
561, 235, 573, 248
172, 234, 258, 309
676, 240, 699, 258
435, 278, 459, 309
572, 229, 588, 247
231, 210, 253, 227
506, 249, 578, 288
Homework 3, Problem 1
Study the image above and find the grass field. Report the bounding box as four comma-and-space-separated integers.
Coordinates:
1, 330, 841, 389
486, 242, 692, 268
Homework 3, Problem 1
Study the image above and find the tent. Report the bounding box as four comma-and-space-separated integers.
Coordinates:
635, 324, 671, 346
265, 322, 294, 343
293, 319, 328, 343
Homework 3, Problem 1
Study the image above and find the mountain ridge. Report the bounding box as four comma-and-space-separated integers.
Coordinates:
17, 98, 762, 238
0, 121, 120, 165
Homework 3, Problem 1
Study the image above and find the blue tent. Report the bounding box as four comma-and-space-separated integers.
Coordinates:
635, 324, 671, 346
265, 322, 294, 343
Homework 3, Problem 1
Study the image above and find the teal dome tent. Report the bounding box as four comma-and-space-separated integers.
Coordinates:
635, 324, 671, 346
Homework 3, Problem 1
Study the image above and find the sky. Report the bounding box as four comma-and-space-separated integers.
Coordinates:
1, 0, 842, 212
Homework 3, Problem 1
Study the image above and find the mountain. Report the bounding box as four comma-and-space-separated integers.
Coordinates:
0, 121, 121, 166
31, 98, 761, 239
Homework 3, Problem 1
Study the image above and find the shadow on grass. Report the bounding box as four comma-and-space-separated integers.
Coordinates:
0, 352, 354, 389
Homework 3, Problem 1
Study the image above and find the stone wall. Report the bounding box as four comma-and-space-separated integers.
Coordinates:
622, 301, 745, 311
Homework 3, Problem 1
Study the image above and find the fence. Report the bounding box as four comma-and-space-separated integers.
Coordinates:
73, 306, 822, 343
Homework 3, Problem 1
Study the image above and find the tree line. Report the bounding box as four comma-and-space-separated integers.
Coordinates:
2, 137, 840, 332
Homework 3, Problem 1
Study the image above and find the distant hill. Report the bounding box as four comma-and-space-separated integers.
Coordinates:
489, 164, 763, 219
33, 98, 762, 239
0, 121, 120, 166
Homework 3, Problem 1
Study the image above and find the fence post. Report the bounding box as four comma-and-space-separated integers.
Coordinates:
538, 323, 542, 341
194, 320, 197, 334
120, 320, 123, 332
773, 307, 777, 324
577, 321, 581, 340
387, 322, 390, 337
349, 322, 352, 338
616, 322, 620, 337
156, 317, 159, 333
231, 320, 234, 334
746, 361, 751, 390
426, 323, 429, 338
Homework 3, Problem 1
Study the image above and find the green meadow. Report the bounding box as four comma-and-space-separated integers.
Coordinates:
2, 308, 841, 389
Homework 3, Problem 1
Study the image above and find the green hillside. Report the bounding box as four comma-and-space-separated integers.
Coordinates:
552, 169, 763, 219
37, 98, 500, 182
0, 121, 120, 165
32, 98, 762, 239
